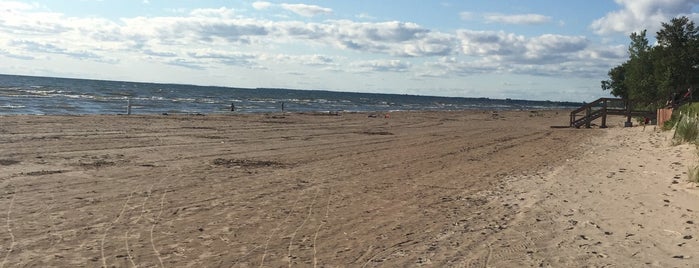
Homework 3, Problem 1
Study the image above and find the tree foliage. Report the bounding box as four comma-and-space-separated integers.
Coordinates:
602, 16, 699, 109
601, 64, 627, 98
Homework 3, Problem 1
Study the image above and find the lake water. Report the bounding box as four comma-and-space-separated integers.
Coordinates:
0, 74, 581, 115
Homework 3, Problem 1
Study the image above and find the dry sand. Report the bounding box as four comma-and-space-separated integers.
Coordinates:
0, 110, 697, 267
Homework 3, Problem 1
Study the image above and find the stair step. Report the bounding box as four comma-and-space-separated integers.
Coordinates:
569, 98, 655, 128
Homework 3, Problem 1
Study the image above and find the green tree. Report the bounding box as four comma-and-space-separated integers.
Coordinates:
601, 63, 628, 99
625, 30, 658, 107
654, 16, 699, 100
628, 30, 651, 58
601, 16, 699, 108
601, 30, 654, 104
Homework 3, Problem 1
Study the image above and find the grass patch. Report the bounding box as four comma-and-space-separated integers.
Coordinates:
663, 102, 699, 130
689, 147, 699, 183
668, 103, 699, 183
672, 114, 699, 144
690, 161, 699, 183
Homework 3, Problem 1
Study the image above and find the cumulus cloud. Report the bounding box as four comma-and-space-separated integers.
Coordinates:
306, 54, 335, 65
356, 13, 376, 20
271, 20, 437, 56
0, 0, 627, 84
458, 30, 526, 56
459, 12, 475, 20
280, 3, 333, 17
0, 1, 36, 11
143, 49, 177, 57
187, 49, 258, 67
459, 12, 551, 25
0, 5, 71, 35
252, 2, 332, 17
119, 16, 269, 44
458, 30, 589, 64
483, 13, 552, 25
0, 3, 442, 61
0, 48, 34, 60
354, 60, 411, 72
330, 20, 428, 45
252, 1, 272, 10
582, 45, 627, 60
166, 58, 205, 70
400, 33, 457, 57
591, 0, 699, 35
434, 30, 623, 78
528, 34, 588, 55
10, 40, 103, 60
190, 7, 236, 18
267, 54, 337, 66
424, 57, 502, 76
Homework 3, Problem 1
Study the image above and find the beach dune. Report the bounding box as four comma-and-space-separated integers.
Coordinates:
0, 110, 696, 267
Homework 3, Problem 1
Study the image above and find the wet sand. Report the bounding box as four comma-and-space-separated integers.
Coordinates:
0, 110, 696, 267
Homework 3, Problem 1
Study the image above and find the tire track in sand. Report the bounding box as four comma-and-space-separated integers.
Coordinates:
101, 192, 133, 268
259, 189, 307, 267
313, 187, 333, 268
149, 192, 166, 268
287, 188, 319, 267
124, 185, 155, 268
0, 193, 16, 268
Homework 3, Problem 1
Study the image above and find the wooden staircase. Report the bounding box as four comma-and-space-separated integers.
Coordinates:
570, 98, 655, 128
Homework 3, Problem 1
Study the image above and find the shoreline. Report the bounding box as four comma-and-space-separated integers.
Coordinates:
0, 73, 585, 116
0, 110, 696, 266
0, 106, 577, 117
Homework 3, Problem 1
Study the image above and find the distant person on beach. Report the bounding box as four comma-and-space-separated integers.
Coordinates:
643, 117, 650, 131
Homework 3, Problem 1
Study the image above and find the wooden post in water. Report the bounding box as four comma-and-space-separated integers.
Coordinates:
127, 99, 132, 115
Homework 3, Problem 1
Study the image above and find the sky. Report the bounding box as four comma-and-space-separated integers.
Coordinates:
1, 1, 699, 101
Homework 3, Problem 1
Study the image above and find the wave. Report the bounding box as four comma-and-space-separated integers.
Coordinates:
0, 104, 26, 109
0, 74, 583, 115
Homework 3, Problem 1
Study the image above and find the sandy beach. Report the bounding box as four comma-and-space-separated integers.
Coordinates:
0, 110, 697, 267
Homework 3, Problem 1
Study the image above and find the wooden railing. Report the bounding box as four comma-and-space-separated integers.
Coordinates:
570, 98, 654, 128
570, 98, 624, 128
